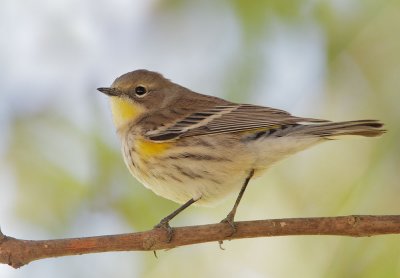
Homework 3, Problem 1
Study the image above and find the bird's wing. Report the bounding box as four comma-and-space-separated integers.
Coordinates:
146, 104, 328, 141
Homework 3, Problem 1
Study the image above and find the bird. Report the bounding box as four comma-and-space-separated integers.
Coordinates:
97, 69, 385, 237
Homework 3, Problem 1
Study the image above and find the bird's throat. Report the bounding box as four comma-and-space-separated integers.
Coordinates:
109, 97, 145, 129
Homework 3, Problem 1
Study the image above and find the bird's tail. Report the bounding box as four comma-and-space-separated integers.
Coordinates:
289, 120, 385, 138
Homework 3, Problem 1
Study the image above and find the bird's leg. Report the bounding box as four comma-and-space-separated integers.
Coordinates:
220, 169, 255, 236
154, 198, 197, 242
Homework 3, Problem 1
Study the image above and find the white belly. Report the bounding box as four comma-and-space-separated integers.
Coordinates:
120, 132, 322, 207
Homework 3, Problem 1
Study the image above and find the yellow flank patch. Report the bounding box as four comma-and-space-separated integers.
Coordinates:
136, 139, 172, 158
109, 97, 145, 128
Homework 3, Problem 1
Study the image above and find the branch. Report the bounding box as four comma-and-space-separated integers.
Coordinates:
1, 215, 399, 269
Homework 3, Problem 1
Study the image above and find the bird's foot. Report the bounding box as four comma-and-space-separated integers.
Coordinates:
154, 219, 174, 243
220, 211, 237, 236
218, 212, 237, 249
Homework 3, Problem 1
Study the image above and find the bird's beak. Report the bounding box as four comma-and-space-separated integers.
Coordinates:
97, 87, 119, 96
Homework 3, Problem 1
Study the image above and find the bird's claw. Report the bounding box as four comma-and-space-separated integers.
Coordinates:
218, 213, 237, 249
154, 220, 174, 242
220, 213, 237, 237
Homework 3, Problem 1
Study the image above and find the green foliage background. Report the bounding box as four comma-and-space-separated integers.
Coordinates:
1, 0, 399, 277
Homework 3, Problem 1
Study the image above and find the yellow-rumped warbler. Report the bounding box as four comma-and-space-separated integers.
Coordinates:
98, 69, 385, 233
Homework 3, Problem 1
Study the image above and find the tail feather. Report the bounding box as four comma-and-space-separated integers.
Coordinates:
291, 120, 386, 138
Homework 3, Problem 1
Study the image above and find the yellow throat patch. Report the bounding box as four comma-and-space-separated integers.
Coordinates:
109, 97, 145, 129
109, 97, 172, 157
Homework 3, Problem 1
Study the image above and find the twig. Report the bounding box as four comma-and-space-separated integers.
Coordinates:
1, 215, 399, 269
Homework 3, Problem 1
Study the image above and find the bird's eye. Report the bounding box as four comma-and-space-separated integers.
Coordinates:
135, 86, 147, 96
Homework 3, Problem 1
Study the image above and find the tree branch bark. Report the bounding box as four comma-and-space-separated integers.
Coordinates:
1, 215, 399, 269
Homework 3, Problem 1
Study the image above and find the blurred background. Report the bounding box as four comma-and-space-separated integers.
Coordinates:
1, 0, 399, 277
